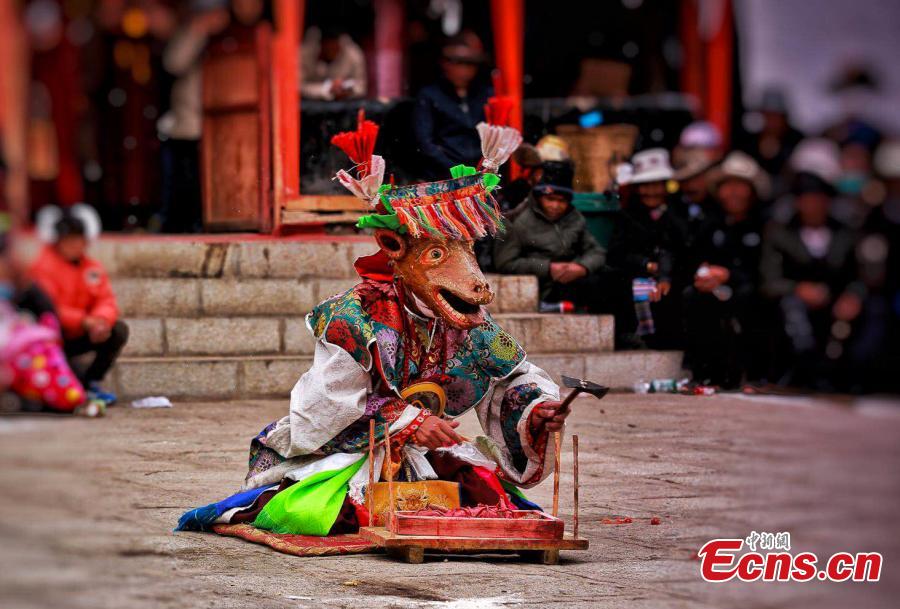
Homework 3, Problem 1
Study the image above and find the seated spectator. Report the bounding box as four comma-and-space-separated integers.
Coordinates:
493, 161, 607, 313
673, 120, 723, 168
413, 34, 491, 179
848, 139, 900, 392
760, 171, 863, 391
682, 152, 770, 388
607, 148, 686, 349
300, 25, 367, 101
672, 149, 723, 288
501, 135, 573, 220
740, 87, 803, 191
30, 206, 128, 402
1, 212, 87, 413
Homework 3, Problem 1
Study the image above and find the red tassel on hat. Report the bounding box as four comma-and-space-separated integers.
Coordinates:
484, 96, 515, 127
331, 109, 380, 177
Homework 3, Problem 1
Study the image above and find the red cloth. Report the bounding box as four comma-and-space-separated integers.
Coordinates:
29, 246, 119, 339
353, 250, 394, 282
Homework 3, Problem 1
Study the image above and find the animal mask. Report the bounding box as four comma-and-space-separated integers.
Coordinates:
374, 229, 493, 329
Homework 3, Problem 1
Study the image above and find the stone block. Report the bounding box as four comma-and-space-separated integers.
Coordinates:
113, 241, 217, 277
584, 351, 686, 388
200, 279, 317, 316
113, 279, 200, 317
121, 319, 164, 356
527, 354, 587, 385
116, 359, 238, 399
314, 278, 358, 302
284, 318, 316, 354
486, 275, 539, 314
241, 358, 313, 396
495, 313, 613, 353
165, 318, 281, 355
234, 241, 360, 279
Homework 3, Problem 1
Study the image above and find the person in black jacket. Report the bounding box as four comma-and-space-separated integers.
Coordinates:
682, 152, 770, 388
607, 148, 686, 349
413, 35, 491, 180
494, 162, 607, 311
760, 171, 864, 390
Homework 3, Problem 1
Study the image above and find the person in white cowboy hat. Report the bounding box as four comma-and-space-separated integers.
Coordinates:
682, 151, 771, 389
606, 148, 686, 349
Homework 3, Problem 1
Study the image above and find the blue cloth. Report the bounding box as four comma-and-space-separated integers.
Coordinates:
175, 485, 275, 532
413, 78, 491, 179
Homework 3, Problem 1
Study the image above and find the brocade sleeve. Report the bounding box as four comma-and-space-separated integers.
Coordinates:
475, 359, 560, 488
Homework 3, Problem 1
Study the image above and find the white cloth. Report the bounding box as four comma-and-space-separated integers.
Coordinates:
158, 26, 207, 140
300, 30, 367, 100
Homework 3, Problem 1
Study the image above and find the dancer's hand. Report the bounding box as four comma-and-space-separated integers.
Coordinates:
413, 416, 463, 450
529, 400, 569, 433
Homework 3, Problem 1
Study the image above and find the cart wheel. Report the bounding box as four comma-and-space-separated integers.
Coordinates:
388, 545, 424, 564
518, 549, 559, 565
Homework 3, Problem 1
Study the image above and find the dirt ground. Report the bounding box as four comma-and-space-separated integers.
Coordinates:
1, 392, 899, 609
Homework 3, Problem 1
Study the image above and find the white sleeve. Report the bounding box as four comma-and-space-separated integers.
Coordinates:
264, 339, 372, 458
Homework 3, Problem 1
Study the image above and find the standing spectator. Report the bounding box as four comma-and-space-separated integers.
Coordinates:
760, 171, 863, 390
29, 206, 128, 402
413, 34, 491, 179
682, 152, 770, 388
157, 2, 230, 233
300, 25, 367, 101
493, 161, 607, 313
607, 148, 686, 349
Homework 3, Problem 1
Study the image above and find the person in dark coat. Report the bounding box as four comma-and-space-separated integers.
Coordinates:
413, 35, 491, 180
682, 152, 771, 388
760, 171, 864, 390
493, 161, 607, 313
607, 148, 686, 349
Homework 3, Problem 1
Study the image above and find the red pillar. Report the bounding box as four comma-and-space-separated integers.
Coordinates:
706, 0, 733, 148
271, 0, 302, 232
490, 0, 524, 133
679, 0, 734, 147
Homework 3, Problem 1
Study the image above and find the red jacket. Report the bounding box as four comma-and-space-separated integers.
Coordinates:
29, 246, 119, 339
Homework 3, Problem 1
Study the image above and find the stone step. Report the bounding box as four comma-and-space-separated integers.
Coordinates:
111, 273, 540, 317
110, 351, 685, 399
121, 313, 614, 358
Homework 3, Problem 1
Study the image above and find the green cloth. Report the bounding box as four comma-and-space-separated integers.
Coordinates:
253, 458, 365, 536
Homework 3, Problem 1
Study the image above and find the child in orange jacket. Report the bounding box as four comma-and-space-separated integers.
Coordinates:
30, 206, 128, 400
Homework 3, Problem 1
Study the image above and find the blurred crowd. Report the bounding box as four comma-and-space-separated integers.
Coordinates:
490, 96, 900, 395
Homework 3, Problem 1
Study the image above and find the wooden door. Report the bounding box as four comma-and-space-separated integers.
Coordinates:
201, 24, 272, 231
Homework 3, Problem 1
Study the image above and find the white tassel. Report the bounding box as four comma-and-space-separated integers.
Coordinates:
477, 123, 523, 174
334, 155, 385, 209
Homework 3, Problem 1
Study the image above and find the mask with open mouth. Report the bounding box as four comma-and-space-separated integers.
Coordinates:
374, 229, 493, 329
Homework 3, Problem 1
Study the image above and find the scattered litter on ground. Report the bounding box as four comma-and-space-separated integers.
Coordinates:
601, 517, 633, 525
650, 517, 661, 525
131, 396, 173, 409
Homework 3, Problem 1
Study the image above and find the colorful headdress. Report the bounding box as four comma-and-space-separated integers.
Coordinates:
332, 110, 522, 240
